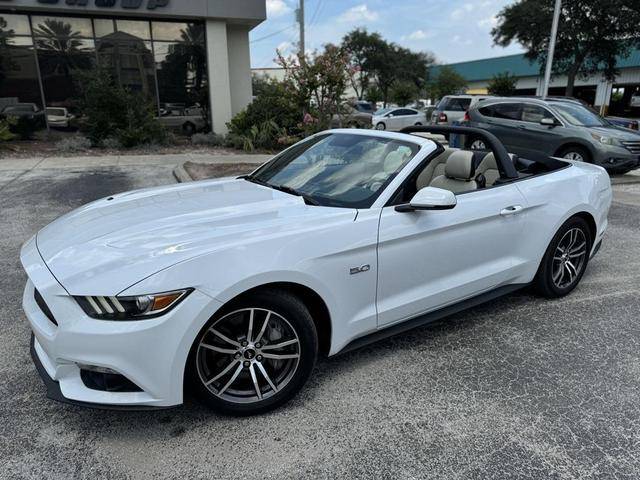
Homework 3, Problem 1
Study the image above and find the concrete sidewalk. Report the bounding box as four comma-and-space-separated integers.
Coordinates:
0, 152, 272, 171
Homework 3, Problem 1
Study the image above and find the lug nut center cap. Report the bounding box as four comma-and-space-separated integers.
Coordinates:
243, 349, 256, 360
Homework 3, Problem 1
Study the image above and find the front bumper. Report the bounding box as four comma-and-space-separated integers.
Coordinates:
593, 145, 640, 170
21, 236, 222, 409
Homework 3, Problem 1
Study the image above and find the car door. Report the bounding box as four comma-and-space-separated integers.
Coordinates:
376, 184, 529, 327
386, 109, 404, 130
516, 104, 566, 158
478, 102, 525, 154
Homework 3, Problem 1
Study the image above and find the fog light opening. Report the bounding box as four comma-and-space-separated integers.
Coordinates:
78, 365, 143, 393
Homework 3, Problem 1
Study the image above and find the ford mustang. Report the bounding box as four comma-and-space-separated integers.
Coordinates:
21, 126, 612, 415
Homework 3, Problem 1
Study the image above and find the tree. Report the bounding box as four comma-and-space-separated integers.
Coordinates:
390, 80, 419, 106
492, 0, 640, 96
428, 65, 467, 100
341, 29, 387, 100
277, 44, 349, 130
487, 72, 518, 96
33, 19, 91, 77
340, 29, 435, 106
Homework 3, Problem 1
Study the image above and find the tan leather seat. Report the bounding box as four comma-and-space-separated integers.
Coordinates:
475, 152, 517, 187
416, 148, 458, 190
429, 150, 478, 193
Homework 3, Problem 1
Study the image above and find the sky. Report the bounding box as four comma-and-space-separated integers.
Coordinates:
250, 0, 525, 68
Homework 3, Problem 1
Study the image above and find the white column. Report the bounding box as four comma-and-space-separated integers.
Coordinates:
595, 78, 613, 111
206, 20, 233, 135
226, 26, 253, 116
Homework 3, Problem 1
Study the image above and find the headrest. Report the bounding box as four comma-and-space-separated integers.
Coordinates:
445, 150, 476, 180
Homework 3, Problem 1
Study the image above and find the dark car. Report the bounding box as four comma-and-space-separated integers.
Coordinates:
605, 116, 639, 130
464, 97, 640, 174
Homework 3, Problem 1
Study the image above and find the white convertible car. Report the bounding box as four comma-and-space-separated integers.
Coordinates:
21, 126, 612, 415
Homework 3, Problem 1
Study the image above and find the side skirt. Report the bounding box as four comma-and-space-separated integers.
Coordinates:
337, 284, 527, 355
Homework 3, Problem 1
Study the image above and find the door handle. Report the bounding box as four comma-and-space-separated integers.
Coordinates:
500, 205, 523, 216
517, 124, 526, 130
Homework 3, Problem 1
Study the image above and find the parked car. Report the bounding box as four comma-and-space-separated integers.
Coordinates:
22, 126, 611, 415
372, 107, 426, 131
431, 95, 491, 125
464, 97, 640, 174
45, 107, 75, 129
605, 116, 639, 131
157, 106, 207, 135
331, 101, 373, 129
1, 103, 46, 129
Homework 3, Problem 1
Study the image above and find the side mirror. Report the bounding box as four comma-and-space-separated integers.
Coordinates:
395, 187, 457, 212
540, 117, 556, 126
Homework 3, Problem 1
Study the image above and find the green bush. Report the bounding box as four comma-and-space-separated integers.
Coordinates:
76, 69, 166, 148
0, 117, 16, 143
227, 78, 301, 151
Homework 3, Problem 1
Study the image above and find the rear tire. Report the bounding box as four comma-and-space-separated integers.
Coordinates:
186, 289, 318, 416
533, 217, 592, 298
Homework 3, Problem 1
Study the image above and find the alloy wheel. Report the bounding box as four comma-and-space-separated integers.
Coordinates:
563, 151, 584, 162
196, 308, 301, 404
552, 227, 588, 289
470, 139, 487, 150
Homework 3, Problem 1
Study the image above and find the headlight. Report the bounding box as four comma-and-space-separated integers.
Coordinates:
590, 132, 620, 146
75, 289, 193, 320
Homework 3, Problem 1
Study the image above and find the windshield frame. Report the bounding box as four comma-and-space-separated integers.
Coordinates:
247, 133, 422, 209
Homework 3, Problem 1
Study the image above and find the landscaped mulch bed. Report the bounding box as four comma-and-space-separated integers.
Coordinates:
182, 161, 260, 181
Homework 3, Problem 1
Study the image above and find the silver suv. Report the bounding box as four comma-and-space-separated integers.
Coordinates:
465, 97, 640, 174
431, 94, 491, 125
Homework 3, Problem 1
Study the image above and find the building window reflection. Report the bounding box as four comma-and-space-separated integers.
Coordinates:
1, 12, 208, 132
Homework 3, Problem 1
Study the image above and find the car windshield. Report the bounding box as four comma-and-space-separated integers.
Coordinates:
46, 108, 65, 116
375, 108, 391, 116
552, 103, 607, 127
247, 133, 420, 208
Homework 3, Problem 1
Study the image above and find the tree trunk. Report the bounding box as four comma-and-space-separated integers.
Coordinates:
565, 69, 576, 97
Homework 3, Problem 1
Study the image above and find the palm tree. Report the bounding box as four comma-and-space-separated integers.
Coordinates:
33, 19, 91, 76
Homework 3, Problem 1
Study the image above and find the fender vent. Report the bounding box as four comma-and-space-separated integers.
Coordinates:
34, 289, 58, 326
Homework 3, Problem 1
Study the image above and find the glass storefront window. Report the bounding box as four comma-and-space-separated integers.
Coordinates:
32, 16, 93, 39
0, 14, 31, 36
37, 38, 95, 112
116, 20, 150, 40
93, 18, 115, 38
151, 21, 190, 42
1, 12, 207, 134
97, 37, 156, 100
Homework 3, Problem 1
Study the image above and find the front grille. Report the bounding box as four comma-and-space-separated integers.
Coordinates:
34, 289, 58, 326
622, 141, 640, 155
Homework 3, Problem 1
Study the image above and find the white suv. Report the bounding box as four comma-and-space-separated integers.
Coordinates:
431, 95, 491, 125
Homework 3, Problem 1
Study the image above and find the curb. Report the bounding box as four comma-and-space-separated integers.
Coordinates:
173, 163, 193, 183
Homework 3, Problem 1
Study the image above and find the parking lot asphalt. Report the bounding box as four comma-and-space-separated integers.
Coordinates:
1, 164, 640, 480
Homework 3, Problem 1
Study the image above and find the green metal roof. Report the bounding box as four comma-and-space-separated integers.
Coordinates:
430, 49, 640, 82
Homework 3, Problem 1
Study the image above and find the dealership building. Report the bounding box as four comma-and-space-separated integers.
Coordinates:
0, 0, 266, 134
431, 50, 640, 117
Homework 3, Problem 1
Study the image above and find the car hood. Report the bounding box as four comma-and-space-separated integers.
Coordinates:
36, 178, 356, 295
588, 125, 640, 140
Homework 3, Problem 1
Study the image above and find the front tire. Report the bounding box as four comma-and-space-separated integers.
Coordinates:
187, 289, 318, 415
375, 122, 386, 130
558, 145, 591, 163
534, 216, 592, 298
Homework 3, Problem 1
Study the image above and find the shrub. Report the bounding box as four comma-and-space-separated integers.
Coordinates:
191, 132, 223, 146
55, 135, 92, 153
0, 117, 16, 143
227, 78, 301, 151
76, 69, 167, 148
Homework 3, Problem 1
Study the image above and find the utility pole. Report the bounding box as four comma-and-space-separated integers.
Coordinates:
297, 0, 305, 58
542, 0, 562, 99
